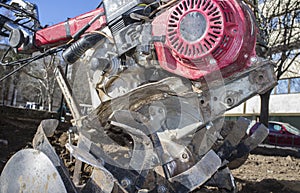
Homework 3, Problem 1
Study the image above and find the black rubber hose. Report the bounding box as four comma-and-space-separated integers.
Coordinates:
62, 33, 104, 64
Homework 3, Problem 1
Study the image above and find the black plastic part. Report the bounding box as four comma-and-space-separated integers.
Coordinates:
0, 15, 9, 28
62, 33, 104, 64
0, 15, 11, 37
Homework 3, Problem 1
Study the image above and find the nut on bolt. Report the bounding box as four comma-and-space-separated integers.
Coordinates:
181, 153, 188, 159
121, 178, 131, 188
250, 56, 258, 63
225, 97, 234, 106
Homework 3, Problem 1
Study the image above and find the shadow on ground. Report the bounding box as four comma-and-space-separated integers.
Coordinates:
236, 178, 300, 193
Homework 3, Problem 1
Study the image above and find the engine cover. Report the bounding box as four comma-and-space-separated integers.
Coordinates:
152, 0, 257, 80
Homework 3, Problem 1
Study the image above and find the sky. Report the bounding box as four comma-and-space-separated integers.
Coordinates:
27, 0, 101, 25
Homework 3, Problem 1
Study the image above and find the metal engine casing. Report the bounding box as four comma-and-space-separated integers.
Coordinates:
152, 0, 257, 80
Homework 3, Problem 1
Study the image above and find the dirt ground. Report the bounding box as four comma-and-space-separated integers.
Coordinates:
232, 154, 300, 193
0, 115, 300, 193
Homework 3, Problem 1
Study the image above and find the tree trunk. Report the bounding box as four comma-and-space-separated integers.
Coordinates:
10, 86, 15, 106
259, 89, 272, 126
48, 95, 53, 112
1, 82, 4, 105
3, 78, 11, 105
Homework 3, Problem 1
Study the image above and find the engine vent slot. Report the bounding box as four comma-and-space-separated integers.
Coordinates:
212, 35, 232, 60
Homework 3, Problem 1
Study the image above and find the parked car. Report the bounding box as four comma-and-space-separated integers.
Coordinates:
250, 121, 300, 148
24, 102, 40, 110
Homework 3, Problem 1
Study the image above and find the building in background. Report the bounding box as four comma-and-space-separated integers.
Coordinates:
226, 75, 300, 128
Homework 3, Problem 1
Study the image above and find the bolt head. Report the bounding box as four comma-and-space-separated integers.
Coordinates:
158, 108, 164, 114
121, 178, 131, 188
181, 153, 188, 159
209, 59, 217, 65
250, 56, 257, 63
194, 83, 201, 88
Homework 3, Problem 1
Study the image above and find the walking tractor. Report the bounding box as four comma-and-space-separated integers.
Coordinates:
0, 0, 276, 192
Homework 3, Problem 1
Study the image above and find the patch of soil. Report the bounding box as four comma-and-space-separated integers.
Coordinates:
232, 154, 300, 193
0, 118, 38, 171
0, 113, 300, 193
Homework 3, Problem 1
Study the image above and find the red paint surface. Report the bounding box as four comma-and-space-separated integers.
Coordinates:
152, 0, 257, 80
34, 8, 106, 48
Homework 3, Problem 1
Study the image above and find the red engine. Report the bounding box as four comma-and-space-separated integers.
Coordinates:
152, 0, 257, 80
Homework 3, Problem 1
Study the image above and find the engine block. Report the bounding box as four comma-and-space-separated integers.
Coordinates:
152, 0, 257, 80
